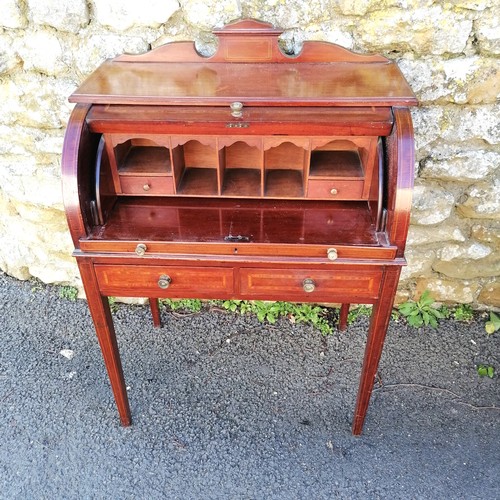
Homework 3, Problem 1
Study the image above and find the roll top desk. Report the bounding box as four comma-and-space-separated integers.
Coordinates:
62, 19, 417, 435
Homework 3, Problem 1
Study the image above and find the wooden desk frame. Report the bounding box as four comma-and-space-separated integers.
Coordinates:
62, 19, 416, 435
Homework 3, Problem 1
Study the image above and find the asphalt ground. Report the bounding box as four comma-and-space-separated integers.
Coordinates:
1, 270, 499, 499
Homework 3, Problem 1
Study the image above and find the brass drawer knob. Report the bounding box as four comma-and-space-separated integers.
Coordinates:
135, 243, 147, 256
330, 188, 338, 195
143, 183, 151, 191
158, 274, 172, 289
327, 248, 338, 261
230, 101, 243, 118
302, 278, 316, 293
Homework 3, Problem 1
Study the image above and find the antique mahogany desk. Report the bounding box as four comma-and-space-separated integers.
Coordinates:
62, 20, 417, 435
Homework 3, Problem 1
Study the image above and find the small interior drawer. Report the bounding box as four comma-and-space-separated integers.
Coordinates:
120, 176, 174, 195
307, 179, 364, 199
240, 267, 381, 301
95, 265, 234, 297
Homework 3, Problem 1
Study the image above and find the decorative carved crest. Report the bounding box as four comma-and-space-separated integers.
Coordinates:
116, 18, 388, 64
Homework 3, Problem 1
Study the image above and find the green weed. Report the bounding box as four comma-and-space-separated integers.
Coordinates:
347, 305, 372, 324
477, 364, 495, 379
398, 290, 445, 328
59, 286, 78, 301
160, 298, 202, 313
485, 312, 500, 335
452, 304, 474, 322
220, 300, 334, 335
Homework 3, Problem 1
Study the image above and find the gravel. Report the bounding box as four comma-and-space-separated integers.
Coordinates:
0, 271, 498, 499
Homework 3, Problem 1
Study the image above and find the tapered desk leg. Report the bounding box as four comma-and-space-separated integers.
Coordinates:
149, 298, 162, 328
339, 303, 350, 331
78, 260, 131, 426
352, 267, 400, 435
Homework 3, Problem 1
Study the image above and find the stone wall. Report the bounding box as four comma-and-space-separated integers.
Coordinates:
0, 0, 498, 308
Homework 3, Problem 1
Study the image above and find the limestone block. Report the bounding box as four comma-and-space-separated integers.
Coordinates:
478, 281, 500, 308
400, 248, 435, 281
440, 105, 500, 145
182, 0, 241, 29
411, 107, 444, 152
0, 74, 74, 128
0, 126, 64, 163
410, 183, 455, 225
93, 0, 179, 31
399, 56, 499, 105
0, 0, 27, 28
448, 0, 494, 9
433, 242, 499, 279
415, 278, 478, 304
438, 242, 492, 261
0, 196, 78, 284
0, 156, 63, 210
303, 22, 354, 49
433, 256, 500, 279
71, 32, 150, 76
407, 224, 465, 246
457, 178, 500, 219
420, 148, 500, 182
335, 0, 373, 16
16, 29, 65, 76
356, 6, 472, 55
0, 33, 21, 74
466, 58, 500, 104
475, 11, 500, 55
471, 222, 500, 245
27, 0, 89, 33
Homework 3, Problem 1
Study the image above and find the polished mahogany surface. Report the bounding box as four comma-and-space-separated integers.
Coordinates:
62, 19, 417, 435
70, 61, 417, 107
86, 105, 395, 136
85, 198, 381, 246
70, 19, 416, 108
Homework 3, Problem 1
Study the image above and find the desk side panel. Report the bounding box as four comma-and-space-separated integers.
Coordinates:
62, 104, 100, 248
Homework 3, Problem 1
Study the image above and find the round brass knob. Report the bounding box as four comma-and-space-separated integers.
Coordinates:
327, 248, 338, 261
135, 243, 147, 256
230, 101, 243, 118
330, 188, 338, 195
302, 278, 316, 293
143, 183, 151, 191
158, 274, 172, 289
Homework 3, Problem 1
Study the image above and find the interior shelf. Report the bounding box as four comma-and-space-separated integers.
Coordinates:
310, 150, 363, 178
265, 170, 303, 197
222, 168, 261, 197
177, 167, 218, 195
119, 145, 171, 175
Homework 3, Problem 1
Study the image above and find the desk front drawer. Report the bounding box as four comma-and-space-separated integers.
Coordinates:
95, 265, 233, 297
240, 268, 381, 301
120, 176, 174, 195
307, 179, 364, 199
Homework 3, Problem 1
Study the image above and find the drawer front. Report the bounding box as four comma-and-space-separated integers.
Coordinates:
307, 179, 364, 199
95, 265, 234, 297
120, 176, 174, 195
240, 268, 381, 301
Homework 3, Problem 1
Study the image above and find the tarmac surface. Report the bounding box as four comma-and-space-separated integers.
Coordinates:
0, 270, 499, 499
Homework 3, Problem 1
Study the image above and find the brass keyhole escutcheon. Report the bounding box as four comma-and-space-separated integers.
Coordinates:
158, 274, 172, 289
327, 248, 338, 261
302, 278, 316, 293
230, 101, 243, 118
135, 243, 147, 256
